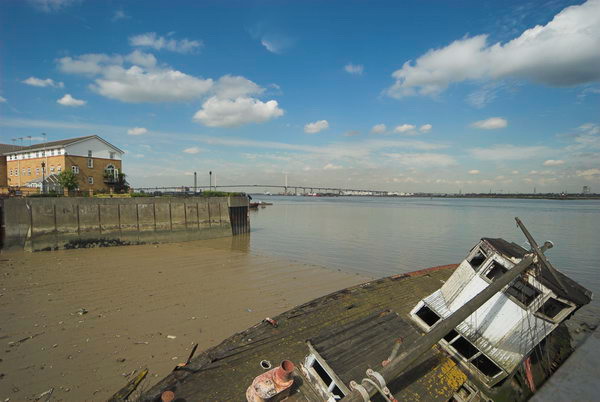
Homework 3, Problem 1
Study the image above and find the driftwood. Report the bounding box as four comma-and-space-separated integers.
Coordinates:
109, 368, 148, 401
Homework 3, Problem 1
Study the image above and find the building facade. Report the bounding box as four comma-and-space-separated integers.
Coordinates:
2, 135, 123, 192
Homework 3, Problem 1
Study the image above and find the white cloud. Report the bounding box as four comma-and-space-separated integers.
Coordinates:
323, 163, 343, 170
344, 130, 360, 137
57, 94, 86, 106
512, 170, 520, 174
469, 144, 552, 161
471, 117, 507, 130
28, 0, 77, 12
419, 124, 432, 133
383, 153, 457, 167
127, 127, 148, 136
213, 75, 264, 99
543, 159, 565, 166
183, 147, 201, 154
344, 63, 364, 75
468, 169, 480, 175
259, 34, 292, 54
193, 96, 284, 127
576, 168, 600, 177
125, 50, 157, 68
93, 65, 213, 103
304, 120, 329, 134
0, 96, 6, 103
393, 124, 416, 133
371, 124, 387, 134
386, 0, 600, 98
129, 32, 202, 54
22, 77, 64, 88
58, 53, 122, 75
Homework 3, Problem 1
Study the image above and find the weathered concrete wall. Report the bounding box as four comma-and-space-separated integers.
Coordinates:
0, 196, 248, 251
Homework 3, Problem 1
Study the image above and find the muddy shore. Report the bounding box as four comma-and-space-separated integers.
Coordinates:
0, 237, 367, 401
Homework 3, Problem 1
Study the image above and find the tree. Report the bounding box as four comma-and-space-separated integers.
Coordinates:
113, 172, 130, 193
57, 170, 78, 191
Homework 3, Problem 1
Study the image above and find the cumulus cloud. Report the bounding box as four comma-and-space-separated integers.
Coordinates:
183, 147, 201, 154
127, 127, 148, 136
371, 124, 387, 134
386, 0, 600, 98
471, 117, 507, 129
22, 77, 64, 88
468, 169, 480, 175
304, 120, 329, 134
193, 96, 284, 127
393, 124, 416, 134
419, 124, 432, 133
58, 53, 122, 75
383, 152, 457, 167
543, 159, 565, 166
93, 66, 213, 103
57, 94, 86, 106
344, 63, 364, 75
469, 144, 552, 161
213, 75, 264, 99
129, 32, 202, 54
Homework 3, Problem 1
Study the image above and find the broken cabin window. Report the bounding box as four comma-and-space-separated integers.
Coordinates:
468, 250, 487, 270
537, 297, 571, 320
415, 305, 441, 327
307, 358, 345, 399
484, 261, 507, 281
505, 278, 540, 307
471, 353, 502, 377
450, 336, 479, 360
444, 329, 460, 343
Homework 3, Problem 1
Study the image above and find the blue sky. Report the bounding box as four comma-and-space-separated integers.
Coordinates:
1, 0, 599, 193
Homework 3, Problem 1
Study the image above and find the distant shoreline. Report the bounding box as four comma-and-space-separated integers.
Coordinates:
255, 193, 600, 200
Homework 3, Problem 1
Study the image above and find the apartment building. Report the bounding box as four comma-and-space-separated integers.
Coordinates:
1, 135, 124, 192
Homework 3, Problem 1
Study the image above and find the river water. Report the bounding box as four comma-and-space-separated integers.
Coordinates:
248, 196, 600, 309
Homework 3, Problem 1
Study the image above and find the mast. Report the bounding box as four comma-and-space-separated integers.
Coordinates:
343, 219, 552, 401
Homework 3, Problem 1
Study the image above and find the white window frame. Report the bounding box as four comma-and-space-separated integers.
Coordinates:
88, 158, 93, 168
72, 166, 79, 174
88, 176, 94, 184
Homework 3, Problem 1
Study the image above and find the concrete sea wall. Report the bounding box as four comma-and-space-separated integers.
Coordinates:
0, 196, 249, 251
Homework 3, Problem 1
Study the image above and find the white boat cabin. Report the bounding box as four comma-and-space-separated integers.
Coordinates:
410, 238, 591, 387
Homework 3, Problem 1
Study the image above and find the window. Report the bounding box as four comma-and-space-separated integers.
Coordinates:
537, 297, 571, 321
451, 336, 478, 359
415, 305, 441, 327
88, 150, 92, 157
36, 168, 40, 175
36, 152, 40, 158
444, 330, 460, 343
57, 166, 62, 172
505, 278, 540, 307
87, 158, 93, 168
109, 152, 115, 159
306, 356, 346, 399
22, 169, 26, 176
9, 169, 12, 176
27, 168, 31, 175
72, 166, 79, 174
484, 261, 507, 281
445, 333, 503, 378
468, 250, 487, 270
88, 177, 94, 184
471, 354, 502, 377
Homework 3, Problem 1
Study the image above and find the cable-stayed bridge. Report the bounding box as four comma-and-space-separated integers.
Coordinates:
134, 184, 393, 196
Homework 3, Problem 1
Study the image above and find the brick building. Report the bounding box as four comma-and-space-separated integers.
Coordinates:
1, 135, 123, 192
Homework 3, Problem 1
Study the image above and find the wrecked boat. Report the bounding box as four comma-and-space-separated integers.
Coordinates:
119, 217, 592, 401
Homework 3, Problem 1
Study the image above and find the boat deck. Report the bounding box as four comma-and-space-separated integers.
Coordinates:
140, 265, 468, 401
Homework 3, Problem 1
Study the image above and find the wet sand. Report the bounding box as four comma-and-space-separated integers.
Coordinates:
0, 237, 367, 401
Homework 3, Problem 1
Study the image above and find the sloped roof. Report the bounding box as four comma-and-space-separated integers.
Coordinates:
483, 237, 592, 306
0, 143, 25, 154
2, 135, 124, 155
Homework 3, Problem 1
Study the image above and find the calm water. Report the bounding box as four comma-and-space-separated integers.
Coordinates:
248, 196, 600, 308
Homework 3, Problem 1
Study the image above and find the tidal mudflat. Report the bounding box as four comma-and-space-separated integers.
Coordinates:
0, 238, 366, 400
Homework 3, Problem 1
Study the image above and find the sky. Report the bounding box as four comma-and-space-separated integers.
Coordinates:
0, 0, 599, 193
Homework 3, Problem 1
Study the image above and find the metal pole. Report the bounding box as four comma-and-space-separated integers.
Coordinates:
342, 242, 551, 401
209, 171, 212, 192
194, 172, 197, 194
